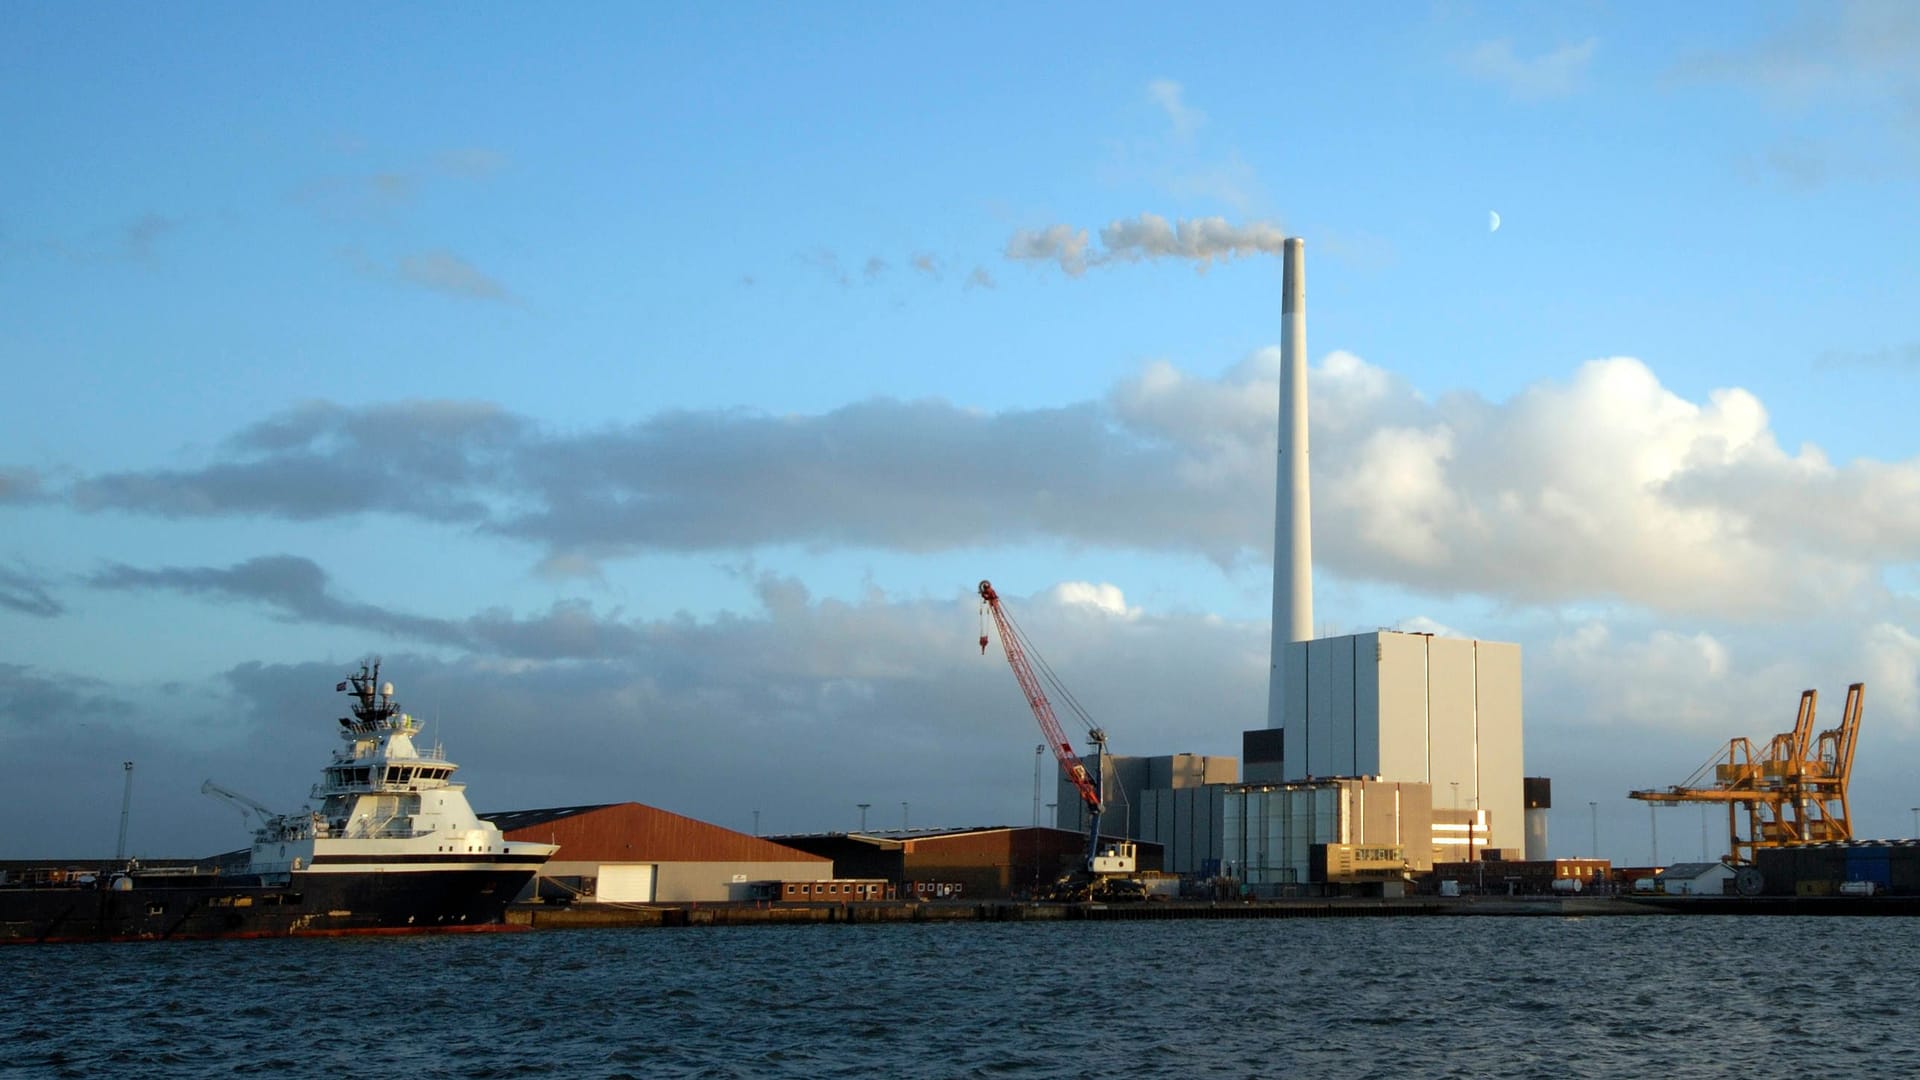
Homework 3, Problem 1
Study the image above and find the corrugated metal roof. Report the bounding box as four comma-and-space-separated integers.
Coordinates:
485, 801, 829, 865
481, 804, 620, 832
1661, 862, 1729, 879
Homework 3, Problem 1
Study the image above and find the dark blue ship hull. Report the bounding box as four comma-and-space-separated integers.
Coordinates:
1, 867, 538, 943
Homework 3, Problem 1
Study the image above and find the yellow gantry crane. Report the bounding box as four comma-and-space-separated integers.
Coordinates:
1630, 684, 1865, 865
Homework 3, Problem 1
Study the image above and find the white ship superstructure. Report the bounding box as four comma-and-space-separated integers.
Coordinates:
4, 661, 554, 941
234, 662, 554, 882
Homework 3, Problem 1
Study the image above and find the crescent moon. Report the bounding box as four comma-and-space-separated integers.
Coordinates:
1489, 210, 1501, 233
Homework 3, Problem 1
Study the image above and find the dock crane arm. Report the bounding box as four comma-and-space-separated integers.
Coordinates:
200, 779, 285, 830
977, 580, 1106, 866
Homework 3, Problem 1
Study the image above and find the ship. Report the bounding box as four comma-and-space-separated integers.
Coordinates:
0, 662, 556, 943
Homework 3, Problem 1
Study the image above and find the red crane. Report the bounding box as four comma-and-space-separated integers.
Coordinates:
977, 580, 1106, 858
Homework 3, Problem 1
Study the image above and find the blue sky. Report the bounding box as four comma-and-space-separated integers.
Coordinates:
4, 2, 1919, 863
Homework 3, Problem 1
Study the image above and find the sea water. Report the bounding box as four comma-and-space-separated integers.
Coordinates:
2, 916, 1913, 1078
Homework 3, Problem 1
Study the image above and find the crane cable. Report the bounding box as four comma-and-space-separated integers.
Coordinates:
993, 599, 1100, 742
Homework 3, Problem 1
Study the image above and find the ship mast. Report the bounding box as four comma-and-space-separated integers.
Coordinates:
342, 660, 400, 732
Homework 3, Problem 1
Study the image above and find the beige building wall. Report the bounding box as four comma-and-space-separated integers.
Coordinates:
536, 859, 828, 902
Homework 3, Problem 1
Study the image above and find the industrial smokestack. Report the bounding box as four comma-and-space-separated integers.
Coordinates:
1267, 237, 1311, 732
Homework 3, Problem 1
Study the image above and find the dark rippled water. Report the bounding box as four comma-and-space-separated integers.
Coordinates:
3, 916, 1915, 1078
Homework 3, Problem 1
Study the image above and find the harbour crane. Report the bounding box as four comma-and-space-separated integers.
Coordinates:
1629, 683, 1864, 866
977, 580, 1138, 898
200, 779, 287, 831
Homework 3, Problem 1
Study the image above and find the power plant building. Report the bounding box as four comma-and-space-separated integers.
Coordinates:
1039, 237, 1539, 891
1055, 753, 1235, 875
1266, 630, 1525, 856
1222, 778, 1488, 890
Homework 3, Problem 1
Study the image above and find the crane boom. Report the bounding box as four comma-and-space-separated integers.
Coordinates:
978, 581, 1102, 812
1629, 683, 1864, 864
200, 779, 285, 830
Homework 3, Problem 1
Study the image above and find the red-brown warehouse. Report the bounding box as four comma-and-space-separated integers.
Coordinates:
483, 802, 829, 903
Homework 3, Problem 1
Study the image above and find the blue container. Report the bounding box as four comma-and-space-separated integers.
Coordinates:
1846, 848, 1893, 886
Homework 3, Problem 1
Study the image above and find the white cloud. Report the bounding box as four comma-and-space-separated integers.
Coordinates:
1047, 581, 1137, 619
1862, 622, 1920, 727
1458, 37, 1598, 100
1147, 78, 1205, 139
35, 350, 1920, 621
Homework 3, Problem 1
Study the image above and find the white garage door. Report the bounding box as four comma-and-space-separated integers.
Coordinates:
596, 864, 656, 902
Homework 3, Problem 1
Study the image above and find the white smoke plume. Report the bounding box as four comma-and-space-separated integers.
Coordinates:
1005, 213, 1286, 276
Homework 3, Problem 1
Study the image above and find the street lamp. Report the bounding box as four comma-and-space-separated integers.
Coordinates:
1588, 801, 1598, 859
1911, 807, 1918, 838
1033, 745, 1045, 828
902, 801, 910, 832
857, 803, 870, 833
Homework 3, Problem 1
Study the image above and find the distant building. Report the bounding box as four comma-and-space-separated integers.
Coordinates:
483, 802, 828, 903
1430, 857, 1611, 896
774, 826, 1164, 900
1224, 778, 1465, 893
1055, 753, 1236, 875
1655, 862, 1734, 895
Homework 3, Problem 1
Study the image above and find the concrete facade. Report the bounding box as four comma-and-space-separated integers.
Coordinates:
1273, 631, 1524, 856
1138, 785, 1228, 875
1055, 752, 1237, 838
1222, 778, 1441, 890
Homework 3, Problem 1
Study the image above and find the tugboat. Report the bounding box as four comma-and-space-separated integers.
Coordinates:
0, 662, 555, 942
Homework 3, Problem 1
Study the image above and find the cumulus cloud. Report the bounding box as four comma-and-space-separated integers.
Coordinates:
1457, 37, 1599, 100
1, 579, 1268, 853
1861, 622, 1920, 725
20, 352, 1920, 621
1006, 213, 1286, 277
1047, 581, 1137, 619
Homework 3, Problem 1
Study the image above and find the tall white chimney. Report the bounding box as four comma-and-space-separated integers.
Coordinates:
1267, 237, 1311, 732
